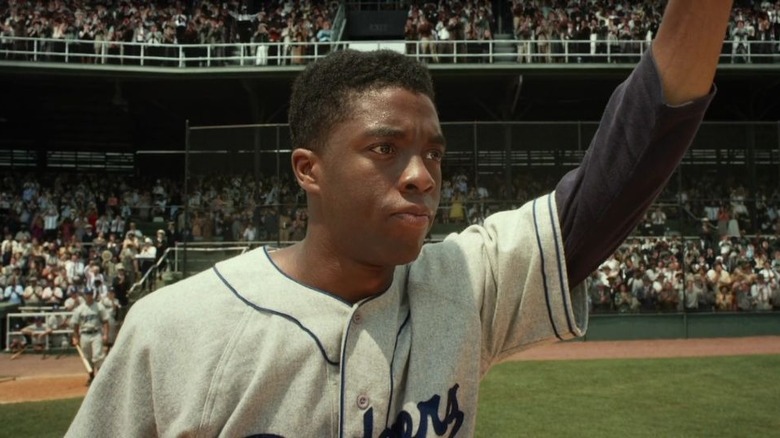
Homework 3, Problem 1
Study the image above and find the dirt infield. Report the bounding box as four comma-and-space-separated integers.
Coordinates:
2, 336, 780, 404
509, 335, 780, 361
0, 350, 88, 404
0, 375, 89, 404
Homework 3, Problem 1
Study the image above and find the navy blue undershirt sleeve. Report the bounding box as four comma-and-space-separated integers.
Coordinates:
555, 49, 715, 286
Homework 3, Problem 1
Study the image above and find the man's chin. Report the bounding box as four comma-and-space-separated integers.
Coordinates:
389, 240, 426, 266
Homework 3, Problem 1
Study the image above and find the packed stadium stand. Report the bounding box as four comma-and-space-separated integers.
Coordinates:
1, 0, 778, 64
1, 0, 780, 352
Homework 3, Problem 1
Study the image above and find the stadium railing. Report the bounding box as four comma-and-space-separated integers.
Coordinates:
128, 242, 256, 302
2, 36, 777, 67
4, 311, 74, 352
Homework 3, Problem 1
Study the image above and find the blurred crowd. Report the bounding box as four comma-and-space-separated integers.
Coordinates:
0, 169, 777, 315
3, 1, 779, 64
400, 0, 780, 64
506, 0, 780, 63
587, 234, 780, 314
0, 171, 313, 308
508, 0, 661, 63
438, 169, 780, 241
183, 172, 308, 242
0, 0, 336, 65
0, 173, 183, 314
1, 166, 778, 361
403, 0, 497, 62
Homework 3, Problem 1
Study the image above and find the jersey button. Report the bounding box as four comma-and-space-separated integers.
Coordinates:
357, 394, 370, 409
352, 313, 362, 325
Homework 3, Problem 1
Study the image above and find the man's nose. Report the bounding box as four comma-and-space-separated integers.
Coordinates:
399, 155, 435, 194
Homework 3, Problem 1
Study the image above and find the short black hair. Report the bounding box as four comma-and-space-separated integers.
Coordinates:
288, 50, 435, 151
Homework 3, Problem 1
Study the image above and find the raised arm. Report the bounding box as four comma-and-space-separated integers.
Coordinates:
652, 0, 733, 105
556, 1, 734, 286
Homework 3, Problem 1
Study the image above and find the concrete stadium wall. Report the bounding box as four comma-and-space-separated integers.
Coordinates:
585, 312, 780, 341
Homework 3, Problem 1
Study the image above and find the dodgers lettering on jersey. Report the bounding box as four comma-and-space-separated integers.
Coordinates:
75, 303, 105, 331
79, 312, 100, 327
366, 384, 464, 438
246, 385, 463, 438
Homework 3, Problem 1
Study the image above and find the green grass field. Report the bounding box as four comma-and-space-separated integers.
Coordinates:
476, 355, 780, 437
0, 397, 83, 438
2, 355, 778, 437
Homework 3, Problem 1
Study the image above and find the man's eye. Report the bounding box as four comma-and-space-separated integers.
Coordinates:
371, 144, 394, 155
425, 149, 444, 161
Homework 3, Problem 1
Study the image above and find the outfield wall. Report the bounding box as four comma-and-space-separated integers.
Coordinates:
586, 312, 780, 341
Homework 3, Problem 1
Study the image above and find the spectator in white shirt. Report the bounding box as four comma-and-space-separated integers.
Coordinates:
65, 252, 86, 283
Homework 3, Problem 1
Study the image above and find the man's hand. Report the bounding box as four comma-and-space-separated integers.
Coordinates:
72, 335, 80, 346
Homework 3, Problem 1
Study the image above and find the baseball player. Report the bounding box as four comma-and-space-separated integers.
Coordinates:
20, 317, 52, 351
100, 288, 121, 350
70, 289, 110, 383
68, 2, 733, 436
7, 329, 27, 354
45, 311, 72, 350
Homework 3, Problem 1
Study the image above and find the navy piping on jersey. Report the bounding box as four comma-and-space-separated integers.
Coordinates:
261, 247, 354, 307
212, 266, 339, 366
338, 316, 351, 438
386, 309, 411, 428
547, 194, 575, 335
532, 197, 563, 341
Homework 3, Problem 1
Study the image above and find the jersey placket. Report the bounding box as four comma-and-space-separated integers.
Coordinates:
338, 294, 398, 437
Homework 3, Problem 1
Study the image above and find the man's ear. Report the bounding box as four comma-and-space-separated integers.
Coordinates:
291, 148, 320, 195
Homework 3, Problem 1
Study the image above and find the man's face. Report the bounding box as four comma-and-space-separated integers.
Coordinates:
310, 87, 444, 267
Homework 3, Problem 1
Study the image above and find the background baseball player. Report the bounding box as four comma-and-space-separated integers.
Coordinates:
21, 316, 54, 352
70, 289, 110, 384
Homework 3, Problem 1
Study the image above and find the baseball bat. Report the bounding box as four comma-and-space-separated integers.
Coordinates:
75, 344, 94, 375
10, 347, 26, 360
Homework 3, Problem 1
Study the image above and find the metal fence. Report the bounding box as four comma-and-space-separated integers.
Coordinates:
180, 120, 780, 238
4, 310, 74, 352
184, 120, 780, 177
2, 36, 779, 67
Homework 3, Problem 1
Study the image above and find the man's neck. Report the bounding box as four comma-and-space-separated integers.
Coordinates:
269, 240, 394, 304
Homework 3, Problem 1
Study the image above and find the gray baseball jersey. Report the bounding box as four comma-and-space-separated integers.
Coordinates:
70, 301, 109, 332
68, 193, 585, 437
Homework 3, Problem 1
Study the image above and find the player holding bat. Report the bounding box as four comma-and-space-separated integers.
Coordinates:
70, 289, 109, 385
